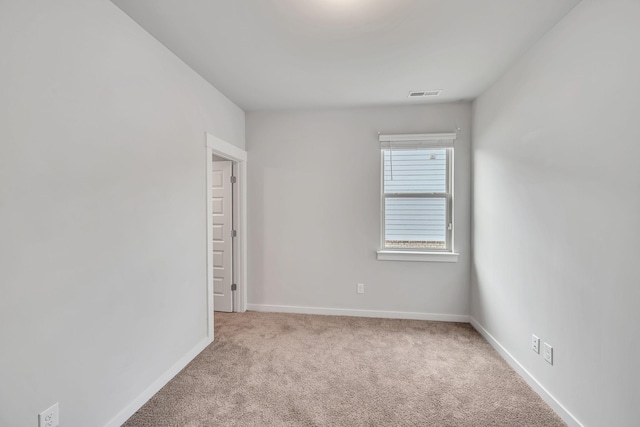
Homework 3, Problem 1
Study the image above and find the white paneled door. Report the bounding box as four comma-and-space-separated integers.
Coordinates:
212, 160, 233, 312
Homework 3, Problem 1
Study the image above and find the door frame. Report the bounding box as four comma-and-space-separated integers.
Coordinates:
205, 132, 248, 340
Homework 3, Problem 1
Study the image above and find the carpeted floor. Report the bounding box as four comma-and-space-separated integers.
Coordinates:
124, 312, 565, 426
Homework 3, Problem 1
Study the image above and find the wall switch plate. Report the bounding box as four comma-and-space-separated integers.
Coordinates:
544, 343, 553, 365
531, 334, 540, 354
39, 403, 59, 427
357, 283, 364, 294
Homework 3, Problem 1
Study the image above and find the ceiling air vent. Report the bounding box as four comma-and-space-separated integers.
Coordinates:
408, 90, 442, 98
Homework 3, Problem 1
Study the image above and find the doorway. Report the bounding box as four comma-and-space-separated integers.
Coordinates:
211, 156, 233, 312
205, 133, 247, 340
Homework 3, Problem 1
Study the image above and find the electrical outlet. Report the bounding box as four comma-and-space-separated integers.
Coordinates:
544, 342, 553, 365
531, 334, 540, 354
357, 283, 364, 294
39, 403, 59, 427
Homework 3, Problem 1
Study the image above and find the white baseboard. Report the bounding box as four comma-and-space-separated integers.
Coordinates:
469, 317, 584, 427
105, 335, 213, 427
247, 303, 469, 323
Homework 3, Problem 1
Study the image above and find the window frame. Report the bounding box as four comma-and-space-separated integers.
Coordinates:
377, 133, 458, 263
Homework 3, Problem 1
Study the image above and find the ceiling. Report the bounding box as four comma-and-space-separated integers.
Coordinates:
112, 0, 580, 111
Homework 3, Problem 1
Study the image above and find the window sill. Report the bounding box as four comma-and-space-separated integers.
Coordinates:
376, 250, 459, 263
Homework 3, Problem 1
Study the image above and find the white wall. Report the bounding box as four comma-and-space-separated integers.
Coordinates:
246, 103, 471, 318
472, 1, 640, 426
0, 1, 244, 426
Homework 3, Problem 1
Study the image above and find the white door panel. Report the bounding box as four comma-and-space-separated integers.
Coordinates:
212, 160, 233, 312
212, 251, 224, 268
212, 224, 224, 241
212, 198, 224, 214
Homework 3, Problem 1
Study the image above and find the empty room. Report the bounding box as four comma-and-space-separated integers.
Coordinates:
1, 0, 638, 426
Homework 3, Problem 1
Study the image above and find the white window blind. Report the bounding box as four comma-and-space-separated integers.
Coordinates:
379, 133, 455, 252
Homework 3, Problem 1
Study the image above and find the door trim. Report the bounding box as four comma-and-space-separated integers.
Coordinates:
205, 133, 248, 340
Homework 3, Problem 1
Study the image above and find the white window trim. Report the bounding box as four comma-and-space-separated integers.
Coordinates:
377, 132, 458, 263
376, 250, 459, 262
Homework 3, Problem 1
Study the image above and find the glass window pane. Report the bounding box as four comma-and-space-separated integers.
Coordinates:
385, 197, 446, 249
383, 149, 447, 194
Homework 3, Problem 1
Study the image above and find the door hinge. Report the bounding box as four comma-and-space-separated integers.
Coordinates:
231, 229, 237, 238
230, 175, 236, 184
231, 283, 237, 291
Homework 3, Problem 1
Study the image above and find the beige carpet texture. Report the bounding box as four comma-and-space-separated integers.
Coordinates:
124, 312, 565, 426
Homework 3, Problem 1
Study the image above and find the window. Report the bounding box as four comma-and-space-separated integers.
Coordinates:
377, 133, 458, 262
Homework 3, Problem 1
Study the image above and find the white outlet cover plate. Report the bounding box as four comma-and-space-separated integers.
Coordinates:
39, 402, 59, 427
531, 334, 540, 354
544, 343, 553, 365
357, 283, 364, 294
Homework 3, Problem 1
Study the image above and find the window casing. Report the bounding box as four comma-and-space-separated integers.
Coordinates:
378, 133, 456, 260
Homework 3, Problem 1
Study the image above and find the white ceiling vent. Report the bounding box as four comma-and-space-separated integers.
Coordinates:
408, 90, 442, 98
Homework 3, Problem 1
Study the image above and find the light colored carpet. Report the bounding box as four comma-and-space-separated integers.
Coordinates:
124, 312, 565, 426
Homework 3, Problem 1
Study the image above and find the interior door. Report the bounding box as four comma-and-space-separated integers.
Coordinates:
212, 159, 233, 312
